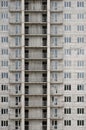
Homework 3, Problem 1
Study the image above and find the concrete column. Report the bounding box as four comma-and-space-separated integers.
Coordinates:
21, 0, 25, 130
47, 0, 50, 130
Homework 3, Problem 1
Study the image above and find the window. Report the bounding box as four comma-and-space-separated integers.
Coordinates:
64, 84, 71, 90
64, 72, 71, 78
64, 60, 71, 67
1, 49, 8, 55
1, 25, 8, 31
1, 97, 8, 102
1, 0, 8, 7
1, 60, 8, 67
64, 25, 71, 31
64, 49, 71, 55
1, 37, 8, 43
77, 84, 84, 90
64, 108, 71, 114
1, 73, 8, 78
1, 120, 8, 126
77, 49, 84, 55
64, 120, 71, 126
64, 2, 71, 7
64, 37, 71, 43
77, 61, 84, 66
1, 109, 8, 114
77, 96, 84, 102
64, 13, 71, 19
77, 25, 84, 31
77, 108, 84, 114
1, 84, 8, 91
77, 37, 84, 43
77, 1, 84, 7
77, 13, 84, 19
77, 72, 84, 78
77, 120, 84, 126
64, 96, 71, 102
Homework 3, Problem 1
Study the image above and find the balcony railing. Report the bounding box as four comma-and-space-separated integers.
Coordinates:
25, 53, 47, 59
25, 77, 47, 83
25, 101, 47, 107
9, 6, 21, 11
9, 113, 21, 119
25, 5, 47, 11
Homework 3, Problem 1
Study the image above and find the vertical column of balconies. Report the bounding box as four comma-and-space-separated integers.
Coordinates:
24, 0, 47, 130
9, 0, 22, 130
50, 0, 64, 130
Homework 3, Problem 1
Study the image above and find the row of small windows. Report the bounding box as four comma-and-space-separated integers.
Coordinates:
64, 96, 84, 102
64, 120, 84, 126
64, 1, 84, 7
64, 108, 84, 114
64, 49, 84, 55
64, 60, 85, 67
1, 37, 8, 43
0, 25, 8, 31
64, 14, 85, 20
64, 84, 84, 91
1, 1, 8, 7
64, 37, 85, 43
64, 72, 85, 79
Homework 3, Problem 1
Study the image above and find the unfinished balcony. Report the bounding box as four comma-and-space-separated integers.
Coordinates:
25, 52, 47, 60
25, 99, 47, 108
9, 102, 21, 108
9, 89, 21, 96
9, 65, 21, 72
9, 30, 21, 36
9, 5, 21, 12
25, 14, 47, 24
25, 4, 47, 12
9, 17, 21, 24
25, 77, 47, 83
9, 53, 21, 60
25, 26, 47, 36
9, 113, 21, 120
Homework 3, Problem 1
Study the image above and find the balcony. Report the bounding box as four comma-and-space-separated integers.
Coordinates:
25, 5, 47, 11
25, 65, 47, 71
25, 29, 47, 35
9, 31, 22, 36
9, 65, 21, 71
50, 6, 63, 12
9, 102, 21, 108
9, 42, 21, 48
9, 89, 21, 95
50, 102, 64, 108
9, 18, 21, 24
51, 114, 63, 120
9, 78, 21, 84
25, 53, 47, 60
25, 77, 47, 83
25, 101, 47, 107
9, 6, 21, 12
9, 113, 21, 119
9, 54, 21, 59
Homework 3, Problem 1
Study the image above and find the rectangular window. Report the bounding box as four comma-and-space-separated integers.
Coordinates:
77, 84, 84, 90
77, 120, 84, 126
77, 72, 84, 78
64, 120, 71, 126
64, 108, 71, 114
77, 96, 84, 102
64, 96, 71, 102
77, 2, 84, 7
64, 2, 71, 7
77, 108, 84, 114
64, 72, 71, 78
64, 13, 71, 19
64, 84, 71, 90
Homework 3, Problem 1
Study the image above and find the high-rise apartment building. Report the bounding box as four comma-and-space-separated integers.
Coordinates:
0, 0, 86, 130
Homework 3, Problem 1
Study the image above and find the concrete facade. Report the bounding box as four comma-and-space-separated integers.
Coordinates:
0, 0, 86, 130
